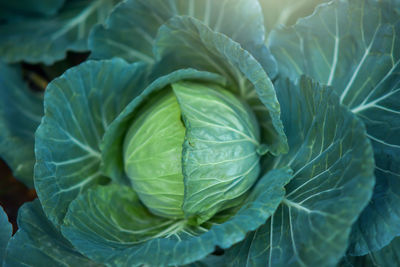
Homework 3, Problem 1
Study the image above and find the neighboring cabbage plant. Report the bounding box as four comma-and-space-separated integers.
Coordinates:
0, 0, 119, 65
0, 0, 121, 189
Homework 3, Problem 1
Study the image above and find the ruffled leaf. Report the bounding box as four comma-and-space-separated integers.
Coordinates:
224, 77, 375, 267
269, 0, 400, 255
0, 0, 65, 16
61, 168, 292, 266
35, 59, 149, 226
3, 200, 98, 267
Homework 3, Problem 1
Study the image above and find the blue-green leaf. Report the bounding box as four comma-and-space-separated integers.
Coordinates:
89, 0, 276, 76
269, 0, 400, 255
155, 16, 288, 156
62, 184, 174, 246
225, 77, 375, 266
0, 0, 117, 64
0, 62, 43, 188
34, 59, 149, 227
0, 0, 65, 16
0, 206, 12, 265
3, 200, 99, 267
61, 168, 292, 266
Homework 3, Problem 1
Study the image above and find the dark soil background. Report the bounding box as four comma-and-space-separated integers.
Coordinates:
0, 160, 36, 233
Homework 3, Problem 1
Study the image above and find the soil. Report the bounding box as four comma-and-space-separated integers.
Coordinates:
0, 160, 37, 233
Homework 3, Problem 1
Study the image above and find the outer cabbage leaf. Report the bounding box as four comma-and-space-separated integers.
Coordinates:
34, 59, 149, 227
269, 0, 400, 255
63, 184, 174, 245
0, 0, 64, 16
0, 62, 43, 188
89, 0, 277, 77
224, 77, 375, 267
0, 206, 12, 265
61, 168, 292, 266
173, 82, 262, 222
0, 0, 117, 65
154, 16, 288, 156
3, 200, 99, 267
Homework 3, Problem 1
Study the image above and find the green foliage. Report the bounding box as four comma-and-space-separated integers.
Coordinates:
224, 77, 375, 266
0, 0, 397, 266
61, 168, 292, 266
3, 200, 98, 267
269, 0, 400, 255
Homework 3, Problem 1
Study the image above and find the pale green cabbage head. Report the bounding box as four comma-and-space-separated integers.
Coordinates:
123, 82, 262, 223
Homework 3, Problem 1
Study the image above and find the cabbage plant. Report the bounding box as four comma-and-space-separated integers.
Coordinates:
0, 0, 399, 266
